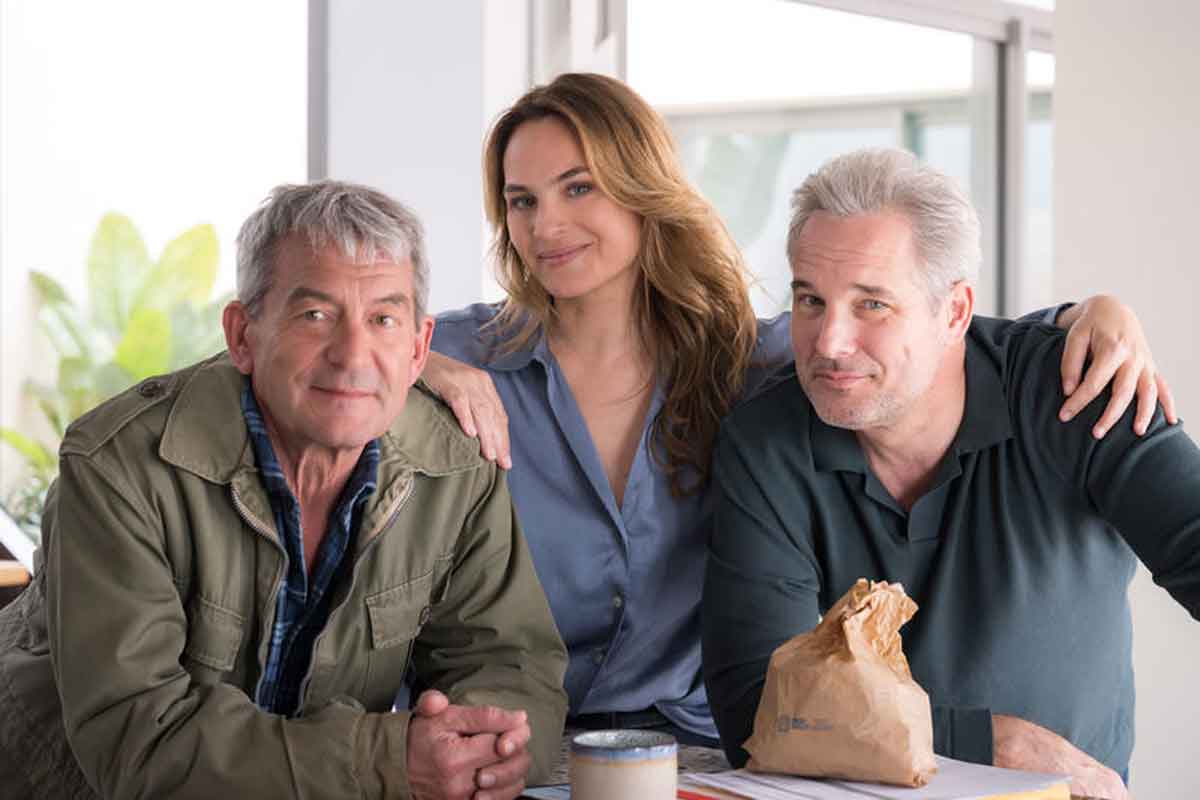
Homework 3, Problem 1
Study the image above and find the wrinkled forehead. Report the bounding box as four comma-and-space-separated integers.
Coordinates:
788, 211, 922, 285
265, 234, 415, 302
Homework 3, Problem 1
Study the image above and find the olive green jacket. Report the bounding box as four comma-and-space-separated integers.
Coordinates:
0, 354, 567, 799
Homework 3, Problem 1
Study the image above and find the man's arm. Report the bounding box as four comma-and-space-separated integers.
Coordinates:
703, 422, 822, 767
47, 453, 393, 798
1018, 328, 1200, 618
409, 460, 569, 787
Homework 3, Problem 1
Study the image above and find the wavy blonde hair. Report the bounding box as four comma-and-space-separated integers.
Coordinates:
483, 72, 757, 496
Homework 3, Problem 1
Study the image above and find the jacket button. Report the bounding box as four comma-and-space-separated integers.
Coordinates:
138, 380, 163, 398
419, 606, 431, 626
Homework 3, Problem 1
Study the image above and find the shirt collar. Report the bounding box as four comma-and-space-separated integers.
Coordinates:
239, 380, 380, 508
810, 329, 1014, 474
480, 319, 552, 373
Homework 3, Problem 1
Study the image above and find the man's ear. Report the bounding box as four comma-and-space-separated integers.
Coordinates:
408, 315, 435, 385
946, 280, 974, 340
222, 301, 256, 376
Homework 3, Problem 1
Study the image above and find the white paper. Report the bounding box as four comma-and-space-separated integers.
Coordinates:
685, 755, 1067, 799
520, 785, 571, 799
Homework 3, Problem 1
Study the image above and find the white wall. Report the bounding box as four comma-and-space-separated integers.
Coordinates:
322, 1, 519, 315
1055, 1, 1200, 794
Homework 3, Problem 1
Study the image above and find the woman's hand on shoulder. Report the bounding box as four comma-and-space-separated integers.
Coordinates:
424, 351, 512, 468
1056, 294, 1178, 438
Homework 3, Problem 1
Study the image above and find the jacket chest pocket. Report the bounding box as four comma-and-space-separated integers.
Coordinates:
182, 595, 246, 684
362, 570, 434, 710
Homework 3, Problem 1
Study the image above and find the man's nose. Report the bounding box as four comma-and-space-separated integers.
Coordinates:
328, 317, 372, 368
814, 310, 857, 359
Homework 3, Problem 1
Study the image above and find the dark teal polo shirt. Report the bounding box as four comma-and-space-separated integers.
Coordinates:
702, 316, 1200, 774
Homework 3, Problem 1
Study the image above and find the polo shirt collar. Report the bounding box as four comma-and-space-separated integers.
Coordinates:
953, 333, 1014, 454
808, 331, 1014, 474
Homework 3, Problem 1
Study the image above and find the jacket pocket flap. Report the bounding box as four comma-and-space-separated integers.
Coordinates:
183, 596, 245, 671
366, 571, 433, 649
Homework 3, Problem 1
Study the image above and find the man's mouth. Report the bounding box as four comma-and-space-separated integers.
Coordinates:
314, 386, 374, 398
812, 370, 869, 389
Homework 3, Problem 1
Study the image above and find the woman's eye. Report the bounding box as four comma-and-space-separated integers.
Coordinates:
566, 182, 593, 198
508, 195, 534, 210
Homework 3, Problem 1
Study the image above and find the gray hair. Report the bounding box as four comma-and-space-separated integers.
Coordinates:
787, 148, 981, 303
236, 180, 429, 320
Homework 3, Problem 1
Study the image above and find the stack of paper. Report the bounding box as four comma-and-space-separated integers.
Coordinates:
679, 755, 1069, 799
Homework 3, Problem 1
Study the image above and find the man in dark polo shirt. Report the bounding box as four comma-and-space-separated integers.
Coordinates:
701, 148, 1200, 800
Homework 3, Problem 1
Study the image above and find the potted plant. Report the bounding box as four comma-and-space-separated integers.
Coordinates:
1, 213, 229, 556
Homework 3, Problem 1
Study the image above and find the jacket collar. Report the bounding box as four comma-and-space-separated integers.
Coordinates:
159, 354, 482, 486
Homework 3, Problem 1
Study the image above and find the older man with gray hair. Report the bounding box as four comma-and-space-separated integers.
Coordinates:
702, 148, 1200, 799
0, 180, 567, 799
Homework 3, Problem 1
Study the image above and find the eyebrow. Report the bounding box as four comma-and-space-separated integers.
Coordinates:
790, 279, 899, 299
503, 166, 590, 194
285, 286, 410, 308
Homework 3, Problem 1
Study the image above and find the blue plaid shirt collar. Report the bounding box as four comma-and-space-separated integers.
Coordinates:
239, 381, 380, 716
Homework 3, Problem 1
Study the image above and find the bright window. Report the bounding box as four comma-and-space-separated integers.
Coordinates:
628, 0, 1014, 316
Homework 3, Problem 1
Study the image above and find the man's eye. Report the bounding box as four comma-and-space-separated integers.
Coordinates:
566, 182, 593, 198
303, 309, 328, 321
862, 299, 888, 311
375, 314, 397, 328
508, 195, 535, 210
794, 294, 823, 308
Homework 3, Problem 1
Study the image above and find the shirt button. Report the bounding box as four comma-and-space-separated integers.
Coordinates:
592, 649, 606, 665
612, 594, 624, 610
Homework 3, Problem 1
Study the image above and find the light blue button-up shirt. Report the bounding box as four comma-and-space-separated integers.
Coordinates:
432, 303, 792, 737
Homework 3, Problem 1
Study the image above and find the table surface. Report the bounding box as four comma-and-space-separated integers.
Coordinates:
536, 733, 1083, 798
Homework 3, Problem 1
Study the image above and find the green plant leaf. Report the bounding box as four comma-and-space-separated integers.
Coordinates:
0, 428, 56, 471
30, 270, 74, 306
168, 296, 230, 368
35, 397, 67, 439
57, 356, 95, 397
134, 224, 219, 314
114, 307, 171, 381
36, 300, 101, 362
88, 213, 151, 335
24, 380, 70, 438
86, 362, 137, 414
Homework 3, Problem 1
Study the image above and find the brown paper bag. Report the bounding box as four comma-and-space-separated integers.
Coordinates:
744, 578, 937, 787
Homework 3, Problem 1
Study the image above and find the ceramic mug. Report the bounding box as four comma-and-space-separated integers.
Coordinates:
569, 729, 677, 799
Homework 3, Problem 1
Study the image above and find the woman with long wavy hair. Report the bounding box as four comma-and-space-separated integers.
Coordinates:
425, 72, 1173, 747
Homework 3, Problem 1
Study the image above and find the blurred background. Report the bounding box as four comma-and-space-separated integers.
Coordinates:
1, 1, 1196, 793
